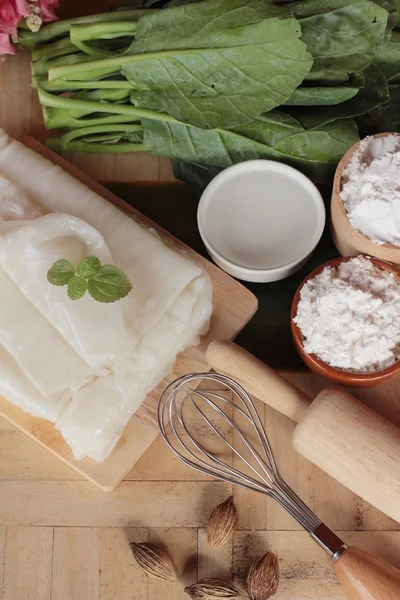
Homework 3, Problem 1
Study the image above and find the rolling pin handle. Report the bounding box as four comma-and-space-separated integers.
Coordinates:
333, 546, 400, 600
206, 340, 311, 423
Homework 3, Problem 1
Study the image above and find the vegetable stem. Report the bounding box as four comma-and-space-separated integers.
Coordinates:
18, 9, 157, 47
33, 37, 76, 60
43, 107, 141, 130
49, 48, 212, 82
33, 52, 92, 77
41, 78, 134, 91
47, 139, 147, 153
53, 123, 143, 144
37, 85, 177, 123
70, 21, 138, 42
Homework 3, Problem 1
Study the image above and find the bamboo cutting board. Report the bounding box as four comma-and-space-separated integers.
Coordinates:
0, 138, 258, 491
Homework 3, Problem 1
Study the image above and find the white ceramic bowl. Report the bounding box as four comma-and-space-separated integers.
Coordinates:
197, 160, 326, 283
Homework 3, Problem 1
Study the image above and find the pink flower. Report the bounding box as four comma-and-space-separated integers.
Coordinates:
38, 0, 59, 23
0, 1, 31, 36
0, 0, 31, 58
0, 0, 59, 62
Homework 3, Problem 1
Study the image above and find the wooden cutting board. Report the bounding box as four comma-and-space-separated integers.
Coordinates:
0, 138, 258, 491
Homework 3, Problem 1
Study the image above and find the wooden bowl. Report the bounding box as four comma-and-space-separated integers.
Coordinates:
291, 256, 400, 387
331, 132, 400, 264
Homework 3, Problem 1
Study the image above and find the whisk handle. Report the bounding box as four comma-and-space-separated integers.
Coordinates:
334, 546, 400, 600
205, 340, 311, 422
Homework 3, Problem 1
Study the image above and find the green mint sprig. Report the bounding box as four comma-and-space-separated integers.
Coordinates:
47, 256, 132, 303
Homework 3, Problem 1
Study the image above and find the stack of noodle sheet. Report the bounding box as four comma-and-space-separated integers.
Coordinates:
0, 130, 212, 461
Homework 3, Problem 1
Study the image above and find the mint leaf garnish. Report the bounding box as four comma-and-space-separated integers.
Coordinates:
67, 276, 88, 300
88, 265, 132, 303
47, 259, 75, 286
48, 257, 131, 303
76, 256, 101, 278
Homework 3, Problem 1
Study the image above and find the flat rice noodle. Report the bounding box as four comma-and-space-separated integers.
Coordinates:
0, 130, 210, 340
58, 275, 212, 461
0, 345, 71, 421
0, 174, 43, 220
0, 268, 94, 396
0, 130, 212, 461
0, 214, 129, 368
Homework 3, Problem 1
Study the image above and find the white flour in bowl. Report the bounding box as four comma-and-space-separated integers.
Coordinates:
293, 256, 400, 373
340, 134, 400, 245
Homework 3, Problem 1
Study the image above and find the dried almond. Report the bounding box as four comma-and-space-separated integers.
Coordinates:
246, 551, 279, 600
207, 495, 238, 549
185, 578, 240, 599
129, 541, 179, 582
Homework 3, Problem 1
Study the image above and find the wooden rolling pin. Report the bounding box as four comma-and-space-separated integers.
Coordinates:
205, 340, 400, 524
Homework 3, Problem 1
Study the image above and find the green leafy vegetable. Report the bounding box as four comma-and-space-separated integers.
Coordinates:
47, 256, 132, 303
173, 160, 223, 196
21, 0, 400, 184
68, 276, 88, 300
141, 112, 359, 176
287, 63, 389, 128
129, 0, 283, 53
375, 30, 400, 82
284, 86, 360, 106
298, 0, 389, 81
47, 259, 76, 286
123, 17, 312, 128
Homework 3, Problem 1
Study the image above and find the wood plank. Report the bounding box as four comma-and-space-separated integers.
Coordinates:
0, 527, 5, 599
103, 528, 149, 600
0, 54, 33, 139
2, 527, 53, 600
51, 527, 197, 600
0, 481, 232, 527
0, 430, 82, 481
198, 528, 233, 582
0, 138, 257, 491
52, 528, 101, 600
149, 529, 198, 600
52, 527, 150, 600
232, 531, 400, 600
63, 152, 160, 183
359, 378, 400, 425
158, 158, 176, 183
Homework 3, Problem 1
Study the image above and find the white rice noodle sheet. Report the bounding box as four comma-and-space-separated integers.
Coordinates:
58, 274, 212, 461
0, 213, 130, 369
0, 268, 94, 396
0, 173, 43, 220
0, 130, 212, 340
0, 345, 71, 421
0, 130, 213, 462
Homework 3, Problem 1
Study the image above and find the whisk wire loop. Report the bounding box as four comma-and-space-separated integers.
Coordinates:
158, 372, 321, 533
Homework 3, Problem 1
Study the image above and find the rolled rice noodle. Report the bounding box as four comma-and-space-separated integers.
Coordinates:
0, 130, 212, 461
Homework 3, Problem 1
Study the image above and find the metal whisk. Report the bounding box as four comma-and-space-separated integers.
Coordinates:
158, 372, 347, 560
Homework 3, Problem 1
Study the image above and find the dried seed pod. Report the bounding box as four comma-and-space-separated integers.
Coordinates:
129, 542, 179, 582
246, 551, 280, 600
207, 495, 238, 549
185, 578, 241, 599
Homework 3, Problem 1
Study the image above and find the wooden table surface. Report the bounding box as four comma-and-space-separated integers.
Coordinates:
1, 15, 400, 599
